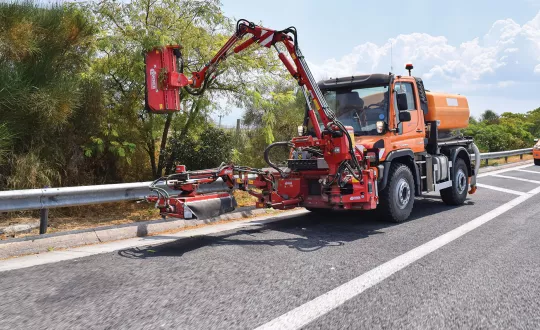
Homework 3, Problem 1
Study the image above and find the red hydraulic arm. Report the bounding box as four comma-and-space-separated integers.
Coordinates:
145, 19, 376, 218
181, 20, 329, 136
167, 20, 365, 179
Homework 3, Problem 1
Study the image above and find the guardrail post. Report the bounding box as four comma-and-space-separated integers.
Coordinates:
39, 185, 49, 235
520, 154, 523, 160
485, 159, 488, 166
505, 156, 508, 163
39, 208, 49, 235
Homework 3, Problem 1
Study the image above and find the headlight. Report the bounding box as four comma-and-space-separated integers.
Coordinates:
376, 121, 385, 134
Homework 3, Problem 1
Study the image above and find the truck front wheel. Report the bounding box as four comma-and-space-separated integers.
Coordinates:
440, 158, 468, 205
378, 163, 415, 223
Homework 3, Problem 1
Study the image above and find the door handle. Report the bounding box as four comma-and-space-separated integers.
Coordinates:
416, 129, 422, 133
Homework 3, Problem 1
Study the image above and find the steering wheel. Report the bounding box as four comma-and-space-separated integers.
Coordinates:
366, 103, 382, 109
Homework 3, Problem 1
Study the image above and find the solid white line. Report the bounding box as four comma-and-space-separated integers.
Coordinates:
475, 183, 526, 196
492, 174, 540, 185
0, 209, 308, 272
516, 169, 540, 174
477, 163, 533, 178
254, 185, 540, 330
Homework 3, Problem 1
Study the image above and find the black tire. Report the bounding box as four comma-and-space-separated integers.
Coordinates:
535, 159, 540, 166
440, 158, 468, 205
378, 163, 415, 223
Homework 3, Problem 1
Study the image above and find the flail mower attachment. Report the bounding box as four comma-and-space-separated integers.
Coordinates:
146, 164, 273, 220
144, 45, 191, 113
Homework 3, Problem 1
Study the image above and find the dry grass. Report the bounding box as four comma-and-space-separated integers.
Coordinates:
480, 154, 533, 167
233, 190, 258, 207
0, 202, 160, 240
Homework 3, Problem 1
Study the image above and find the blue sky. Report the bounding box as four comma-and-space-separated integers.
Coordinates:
218, 0, 540, 125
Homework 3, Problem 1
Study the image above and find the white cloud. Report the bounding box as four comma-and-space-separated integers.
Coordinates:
504, 48, 519, 53
497, 80, 516, 88
309, 11, 540, 94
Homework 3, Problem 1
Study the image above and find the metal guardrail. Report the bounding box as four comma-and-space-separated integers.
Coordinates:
0, 182, 155, 213
480, 148, 533, 161
0, 182, 157, 234
0, 148, 534, 233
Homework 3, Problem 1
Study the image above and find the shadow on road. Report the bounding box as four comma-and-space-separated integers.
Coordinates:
118, 195, 474, 260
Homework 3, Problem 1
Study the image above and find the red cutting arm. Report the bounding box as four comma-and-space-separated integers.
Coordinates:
179, 20, 328, 139
166, 19, 366, 183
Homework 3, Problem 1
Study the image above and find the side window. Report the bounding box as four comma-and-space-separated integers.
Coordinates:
394, 82, 416, 110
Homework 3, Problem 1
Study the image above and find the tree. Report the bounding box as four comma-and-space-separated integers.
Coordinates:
166, 125, 235, 170
236, 79, 305, 167
526, 107, 540, 138
89, 0, 282, 178
0, 1, 97, 188
464, 111, 534, 152
480, 109, 500, 124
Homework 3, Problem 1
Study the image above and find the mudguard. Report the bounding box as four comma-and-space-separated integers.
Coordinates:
379, 149, 422, 196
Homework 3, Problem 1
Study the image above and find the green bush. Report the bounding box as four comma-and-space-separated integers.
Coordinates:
166, 126, 235, 171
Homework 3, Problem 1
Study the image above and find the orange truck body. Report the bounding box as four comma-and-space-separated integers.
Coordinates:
533, 140, 540, 164
425, 92, 470, 131
351, 75, 471, 163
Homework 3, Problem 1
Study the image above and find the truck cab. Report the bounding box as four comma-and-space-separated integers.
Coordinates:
303, 72, 479, 221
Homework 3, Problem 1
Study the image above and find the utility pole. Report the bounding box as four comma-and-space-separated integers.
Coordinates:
390, 42, 393, 73
218, 114, 223, 127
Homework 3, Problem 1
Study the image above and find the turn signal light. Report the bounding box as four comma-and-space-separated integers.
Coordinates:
366, 152, 377, 163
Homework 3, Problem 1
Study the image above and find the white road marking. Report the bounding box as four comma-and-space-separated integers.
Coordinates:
477, 163, 533, 178
255, 185, 540, 330
474, 183, 526, 196
516, 169, 540, 174
492, 174, 540, 185
0, 209, 308, 272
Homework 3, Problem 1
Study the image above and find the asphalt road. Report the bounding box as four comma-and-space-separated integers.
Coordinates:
2, 163, 540, 329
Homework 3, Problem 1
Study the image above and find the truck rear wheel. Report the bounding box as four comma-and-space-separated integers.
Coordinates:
534, 159, 540, 166
378, 163, 415, 223
440, 158, 468, 205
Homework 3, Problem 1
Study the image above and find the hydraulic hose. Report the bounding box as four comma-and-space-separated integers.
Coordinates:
470, 143, 481, 189
264, 141, 292, 177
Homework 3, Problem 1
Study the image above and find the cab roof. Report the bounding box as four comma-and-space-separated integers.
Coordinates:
318, 74, 391, 90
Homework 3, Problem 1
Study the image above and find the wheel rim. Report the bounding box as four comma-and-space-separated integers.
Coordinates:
456, 169, 467, 194
396, 178, 411, 209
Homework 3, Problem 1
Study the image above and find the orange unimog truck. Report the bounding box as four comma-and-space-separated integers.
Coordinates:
303, 64, 481, 221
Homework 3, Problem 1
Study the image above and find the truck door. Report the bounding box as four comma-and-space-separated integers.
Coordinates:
391, 80, 425, 153
394, 82, 419, 135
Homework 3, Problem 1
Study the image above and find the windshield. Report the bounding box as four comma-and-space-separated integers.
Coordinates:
323, 85, 389, 136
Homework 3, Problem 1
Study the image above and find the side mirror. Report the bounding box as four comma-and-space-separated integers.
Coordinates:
396, 92, 409, 111
399, 111, 411, 122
